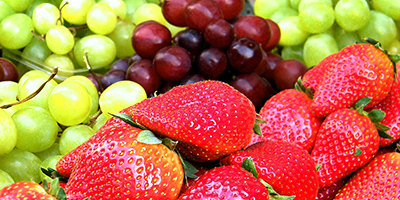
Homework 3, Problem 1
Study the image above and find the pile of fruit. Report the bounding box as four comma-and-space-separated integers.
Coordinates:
0, 0, 400, 199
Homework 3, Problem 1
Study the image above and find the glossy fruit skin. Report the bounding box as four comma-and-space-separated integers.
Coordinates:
109, 80, 256, 162
0, 181, 56, 200
311, 108, 380, 187
302, 43, 395, 117
62, 124, 184, 200
334, 152, 400, 199
249, 89, 321, 152
316, 177, 347, 200
177, 165, 270, 200
221, 140, 319, 200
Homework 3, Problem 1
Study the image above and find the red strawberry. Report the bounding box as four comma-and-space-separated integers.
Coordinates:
63, 124, 184, 200
221, 140, 319, 200
316, 177, 347, 200
249, 88, 322, 152
119, 80, 256, 162
302, 40, 395, 117
0, 181, 61, 200
177, 165, 270, 199
334, 152, 400, 199
311, 97, 381, 187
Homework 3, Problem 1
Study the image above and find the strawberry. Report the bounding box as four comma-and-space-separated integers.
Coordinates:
177, 165, 271, 199
316, 177, 347, 200
63, 124, 184, 200
248, 88, 322, 152
0, 181, 63, 200
334, 152, 400, 199
221, 140, 319, 200
118, 80, 256, 162
311, 97, 382, 187
302, 39, 396, 117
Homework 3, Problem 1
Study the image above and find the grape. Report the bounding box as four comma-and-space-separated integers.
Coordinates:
110, 58, 130, 72
281, 44, 305, 64
107, 21, 136, 59
86, 73, 104, 92
262, 19, 281, 52
234, 15, 271, 47
278, 16, 310, 46
204, 19, 234, 50
48, 80, 92, 126
358, 10, 397, 49
0, 1, 15, 22
100, 70, 126, 89
213, 0, 244, 21
0, 13, 34, 49
18, 74, 58, 111
12, 106, 58, 153
334, 0, 370, 31
0, 58, 19, 82
133, 3, 167, 25
39, 155, 63, 180
46, 25, 75, 55
125, 0, 146, 16
21, 37, 52, 63
44, 54, 75, 80
269, 7, 298, 23
372, 0, 400, 20
303, 33, 339, 68
126, 59, 162, 95
227, 37, 263, 74
92, 113, 107, 132
2, 0, 34, 12
131, 20, 171, 59
0, 81, 18, 101
99, 80, 147, 119
60, 0, 96, 25
387, 39, 400, 55
34, 142, 61, 161
18, 69, 49, 87
73, 34, 117, 68
180, 74, 207, 85
272, 59, 307, 90
298, 0, 333, 10
253, 50, 269, 76
0, 149, 42, 183
98, 0, 127, 20
165, 21, 186, 37
0, 108, 17, 155
162, 0, 191, 27
299, 2, 335, 34
86, 3, 117, 35
253, 0, 290, 19
290, 0, 301, 10
59, 125, 94, 155
185, 0, 223, 32
0, 169, 14, 190
261, 52, 283, 84
177, 28, 206, 56
332, 23, 361, 49
197, 48, 227, 79
32, 3, 60, 35
153, 46, 193, 82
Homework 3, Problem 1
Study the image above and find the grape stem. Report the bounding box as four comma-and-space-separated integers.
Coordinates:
31, 30, 45, 41
0, 67, 59, 109
83, 50, 104, 92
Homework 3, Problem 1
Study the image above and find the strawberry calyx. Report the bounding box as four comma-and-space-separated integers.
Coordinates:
254, 115, 266, 136
40, 175, 67, 200
295, 77, 313, 99
241, 157, 296, 200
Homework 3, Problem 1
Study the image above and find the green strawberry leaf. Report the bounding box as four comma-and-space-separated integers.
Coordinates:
242, 157, 258, 179
354, 96, 372, 113
162, 138, 179, 151
368, 109, 386, 123
316, 164, 321, 171
109, 113, 147, 130
260, 179, 296, 200
254, 116, 267, 136
137, 130, 162, 144
40, 167, 69, 183
176, 151, 198, 183
49, 178, 60, 196
42, 178, 49, 192
354, 148, 362, 156
378, 129, 393, 139
294, 77, 313, 99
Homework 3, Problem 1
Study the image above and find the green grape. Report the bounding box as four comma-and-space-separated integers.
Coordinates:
34, 142, 61, 161
0, 99, 26, 116
18, 69, 49, 87
32, 3, 61, 35
253, 0, 290, 19
99, 0, 127, 20
0, 1, 15, 22
73, 34, 117, 68
299, 2, 335, 34
39, 155, 63, 180
18, 74, 58, 111
332, 23, 361, 49
132, 3, 167, 25
0, 149, 42, 183
59, 125, 94, 155
107, 21, 136, 58
125, 0, 146, 15
0, 108, 17, 155
26, 0, 52, 18
281, 44, 305, 64
0, 169, 14, 190
0, 13, 34, 50
44, 54, 75, 79
269, 7, 298, 23
99, 80, 147, 119
146, 0, 160, 4
60, 0, 96, 25
278, 16, 310, 46
2, 0, 34, 12
289, 0, 301, 10
303, 33, 339, 68
372, 0, 400, 20
21, 37, 52, 63
86, 3, 117, 35
298, 0, 332, 10
334, 0, 370, 31
387, 39, 400, 55
12, 106, 58, 153
92, 112, 107, 132
358, 11, 397, 48
0, 81, 18, 101
48, 81, 92, 126
45, 25, 74, 55
165, 21, 185, 37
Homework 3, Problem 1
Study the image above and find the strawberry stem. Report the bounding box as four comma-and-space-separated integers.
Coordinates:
294, 77, 313, 99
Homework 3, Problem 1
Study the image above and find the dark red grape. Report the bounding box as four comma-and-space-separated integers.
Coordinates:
0, 58, 18, 82
126, 59, 162, 95
86, 73, 104, 92
230, 73, 274, 109
233, 15, 271, 47
158, 81, 178, 94
180, 74, 207, 85
213, 0, 244, 21
185, 0, 223, 32
253, 50, 269, 76
226, 37, 262, 73
128, 54, 142, 65
177, 28, 206, 56
131, 20, 172, 59
110, 58, 130, 72
162, 0, 191, 27
273, 59, 307, 90
153, 46, 192, 82
100, 70, 126, 89
262, 19, 281, 52
196, 48, 227, 79
204, 19, 234, 49
261, 52, 282, 82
